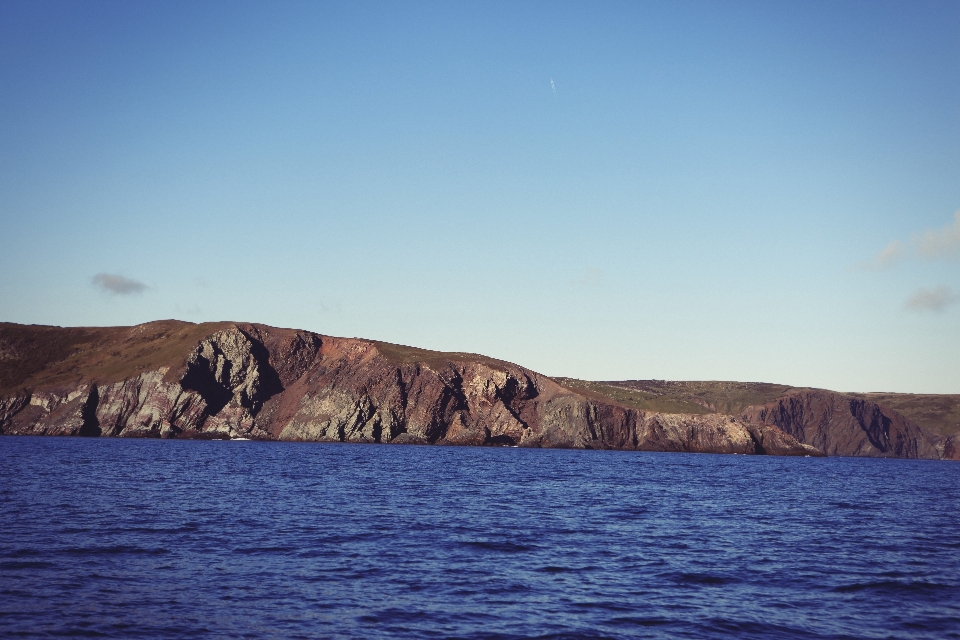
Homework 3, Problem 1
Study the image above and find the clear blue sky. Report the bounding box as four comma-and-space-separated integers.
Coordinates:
2, 1, 958, 393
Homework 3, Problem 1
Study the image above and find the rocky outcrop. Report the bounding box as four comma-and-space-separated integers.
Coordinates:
0, 395, 29, 431
0, 320, 949, 459
745, 421, 824, 456
940, 435, 960, 461
741, 390, 943, 458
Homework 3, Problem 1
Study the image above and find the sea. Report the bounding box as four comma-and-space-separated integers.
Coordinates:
1, 436, 958, 639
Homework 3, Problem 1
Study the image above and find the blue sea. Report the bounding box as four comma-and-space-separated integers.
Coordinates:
1, 437, 958, 639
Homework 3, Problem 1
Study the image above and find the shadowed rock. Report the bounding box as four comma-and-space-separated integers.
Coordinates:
741, 390, 945, 458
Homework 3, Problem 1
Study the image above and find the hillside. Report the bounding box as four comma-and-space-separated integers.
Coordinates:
0, 321, 956, 459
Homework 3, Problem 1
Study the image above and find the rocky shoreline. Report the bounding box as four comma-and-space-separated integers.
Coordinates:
1, 320, 956, 459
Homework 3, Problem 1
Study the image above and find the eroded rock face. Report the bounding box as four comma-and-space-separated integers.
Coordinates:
0, 325, 292, 440
741, 390, 942, 458
940, 435, 960, 461
0, 321, 946, 458
745, 422, 825, 457
95, 371, 209, 438
0, 395, 29, 432
269, 345, 546, 446
4, 376, 201, 439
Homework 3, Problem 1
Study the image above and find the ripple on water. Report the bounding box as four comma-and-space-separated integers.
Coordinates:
0, 438, 959, 639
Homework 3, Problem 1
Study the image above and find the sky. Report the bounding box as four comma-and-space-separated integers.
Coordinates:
1, 1, 959, 393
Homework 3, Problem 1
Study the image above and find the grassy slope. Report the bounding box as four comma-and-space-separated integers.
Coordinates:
0, 320, 230, 395
372, 341, 513, 372
553, 378, 712, 414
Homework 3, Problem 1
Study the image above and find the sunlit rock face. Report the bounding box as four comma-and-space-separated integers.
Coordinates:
0, 320, 949, 459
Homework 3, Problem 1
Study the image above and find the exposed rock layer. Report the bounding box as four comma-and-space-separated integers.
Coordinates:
0, 321, 952, 459
741, 390, 956, 459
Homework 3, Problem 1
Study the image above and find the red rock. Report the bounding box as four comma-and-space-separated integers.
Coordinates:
741, 389, 942, 458
0, 321, 944, 459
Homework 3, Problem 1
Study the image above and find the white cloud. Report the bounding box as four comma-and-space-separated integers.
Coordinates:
905, 286, 958, 313
868, 211, 960, 267
92, 273, 148, 295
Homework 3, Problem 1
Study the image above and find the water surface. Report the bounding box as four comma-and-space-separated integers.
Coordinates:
1, 437, 958, 638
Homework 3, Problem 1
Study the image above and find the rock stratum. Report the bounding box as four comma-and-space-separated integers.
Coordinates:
0, 320, 956, 459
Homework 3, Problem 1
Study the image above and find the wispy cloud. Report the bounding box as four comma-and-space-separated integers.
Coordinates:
869, 240, 906, 269
92, 273, 148, 295
550, 77, 556, 94
905, 286, 959, 313
867, 211, 960, 268
916, 211, 960, 259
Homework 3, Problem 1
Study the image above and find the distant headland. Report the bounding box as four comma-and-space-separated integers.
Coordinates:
1, 321, 957, 459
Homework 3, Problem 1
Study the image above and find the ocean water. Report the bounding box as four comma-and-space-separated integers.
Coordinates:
1, 437, 958, 639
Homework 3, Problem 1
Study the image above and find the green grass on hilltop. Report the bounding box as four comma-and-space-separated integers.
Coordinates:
601, 380, 796, 415
554, 378, 712, 414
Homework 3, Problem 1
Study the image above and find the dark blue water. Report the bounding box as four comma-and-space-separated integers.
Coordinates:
1, 437, 959, 639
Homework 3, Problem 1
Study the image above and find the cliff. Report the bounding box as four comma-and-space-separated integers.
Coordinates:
561, 380, 959, 460
0, 320, 954, 459
741, 390, 956, 459
0, 320, 818, 456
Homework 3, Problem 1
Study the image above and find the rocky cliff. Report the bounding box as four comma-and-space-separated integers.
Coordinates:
0, 320, 953, 459
741, 390, 958, 459
0, 320, 821, 456
575, 379, 959, 460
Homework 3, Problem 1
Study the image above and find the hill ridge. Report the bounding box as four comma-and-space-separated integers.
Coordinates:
1, 321, 956, 459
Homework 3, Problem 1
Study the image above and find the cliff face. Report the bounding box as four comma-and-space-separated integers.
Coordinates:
3, 320, 954, 459
741, 390, 958, 460
0, 321, 821, 456
550, 378, 957, 460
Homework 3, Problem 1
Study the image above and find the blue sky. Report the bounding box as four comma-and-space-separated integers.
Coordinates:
1, 1, 958, 393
